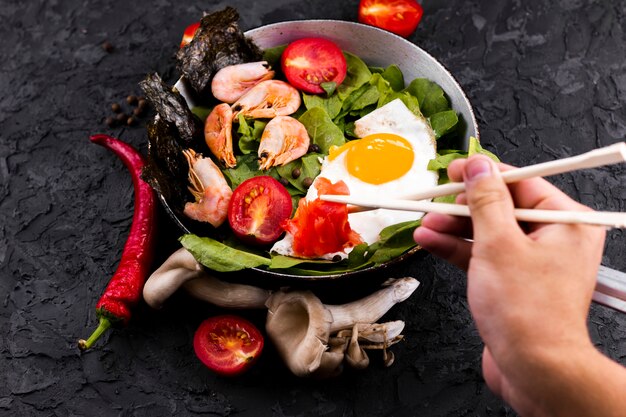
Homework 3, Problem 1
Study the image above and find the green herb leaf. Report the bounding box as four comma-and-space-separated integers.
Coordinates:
180, 234, 271, 272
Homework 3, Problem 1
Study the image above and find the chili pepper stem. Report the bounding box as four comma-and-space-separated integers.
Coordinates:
78, 316, 112, 350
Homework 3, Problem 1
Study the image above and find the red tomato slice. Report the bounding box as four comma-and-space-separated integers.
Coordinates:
282, 178, 362, 258
228, 176, 293, 245
180, 21, 200, 48
193, 315, 264, 377
281, 38, 347, 94
358, 0, 424, 38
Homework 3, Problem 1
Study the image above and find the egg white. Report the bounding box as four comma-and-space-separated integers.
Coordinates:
271, 98, 438, 259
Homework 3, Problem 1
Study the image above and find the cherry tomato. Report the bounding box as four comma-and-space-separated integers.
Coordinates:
282, 178, 363, 258
358, 0, 424, 38
228, 176, 293, 245
180, 21, 200, 48
193, 315, 264, 377
281, 38, 347, 94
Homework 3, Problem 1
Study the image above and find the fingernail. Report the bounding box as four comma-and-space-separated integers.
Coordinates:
465, 157, 492, 181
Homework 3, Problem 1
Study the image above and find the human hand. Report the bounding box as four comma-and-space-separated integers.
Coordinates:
413, 155, 608, 415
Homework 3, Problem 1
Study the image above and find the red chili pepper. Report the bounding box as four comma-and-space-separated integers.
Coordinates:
78, 134, 157, 350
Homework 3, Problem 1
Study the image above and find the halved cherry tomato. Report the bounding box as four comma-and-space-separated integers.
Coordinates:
358, 0, 424, 38
281, 38, 347, 94
281, 178, 363, 258
228, 176, 293, 245
193, 315, 264, 377
180, 21, 200, 48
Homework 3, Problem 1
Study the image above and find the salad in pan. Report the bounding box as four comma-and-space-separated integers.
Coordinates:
140, 7, 496, 277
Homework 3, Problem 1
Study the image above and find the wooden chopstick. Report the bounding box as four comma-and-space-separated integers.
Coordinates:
343, 142, 626, 214
319, 195, 626, 229
404, 142, 626, 201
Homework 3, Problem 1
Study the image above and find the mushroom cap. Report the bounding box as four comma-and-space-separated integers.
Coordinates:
266, 290, 344, 378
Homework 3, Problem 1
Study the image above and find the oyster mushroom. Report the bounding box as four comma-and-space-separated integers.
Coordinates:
143, 248, 271, 309
265, 277, 419, 378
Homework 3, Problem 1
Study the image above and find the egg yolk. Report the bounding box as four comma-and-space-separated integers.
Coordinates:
328, 133, 414, 184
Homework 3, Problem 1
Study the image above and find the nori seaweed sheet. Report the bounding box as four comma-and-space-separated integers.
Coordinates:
142, 117, 189, 212
176, 7, 263, 96
139, 72, 204, 146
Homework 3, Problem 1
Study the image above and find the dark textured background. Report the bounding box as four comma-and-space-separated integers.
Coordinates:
1, 0, 625, 416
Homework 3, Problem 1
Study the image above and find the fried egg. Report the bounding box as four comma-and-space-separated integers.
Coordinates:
272, 98, 438, 259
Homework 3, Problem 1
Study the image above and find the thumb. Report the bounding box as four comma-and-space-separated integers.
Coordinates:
463, 155, 520, 242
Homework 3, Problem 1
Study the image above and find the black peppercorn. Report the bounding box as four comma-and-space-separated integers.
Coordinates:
291, 168, 301, 179
111, 103, 121, 113
126, 95, 138, 105
132, 107, 143, 117
302, 177, 313, 188
126, 116, 136, 126
308, 144, 321, 153
278, 177, 289, 187
105, 116, 116, 127
102, 41, 114, 53
115, 112, 127, 122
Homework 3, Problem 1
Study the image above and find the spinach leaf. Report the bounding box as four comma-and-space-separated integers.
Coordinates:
275, 153, 322, 193
191, 105, 212, 123
222, 153, 263, 188
321, 81, 337, 96
381, 65, 405, 91
337, 52, 372, 99
263, 44, 287, 71
427, 151, 466, 171
338, 83, 380, 119
298, 107, 346, 153
367, 220, 421, 264
181, 234, 271, 272
378, 91, 421, 115
429, 110, 459, 139
469, 136, 500, 161
302, 93, 343, 119
405, 78, 450, 117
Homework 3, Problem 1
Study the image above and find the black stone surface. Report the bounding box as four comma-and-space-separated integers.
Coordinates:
1, 0, 625, 416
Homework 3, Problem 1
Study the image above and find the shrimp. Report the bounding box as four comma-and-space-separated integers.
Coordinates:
258, 116, 311, 170
211, 61, 275, 104
182, 149, 233, 228
232, 80, 301, 119
204, 103, 237, 168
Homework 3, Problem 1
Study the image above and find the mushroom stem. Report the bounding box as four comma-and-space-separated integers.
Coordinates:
326, 278, 419, 333
144, 247, 271, 309
183, 277, 270, 309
